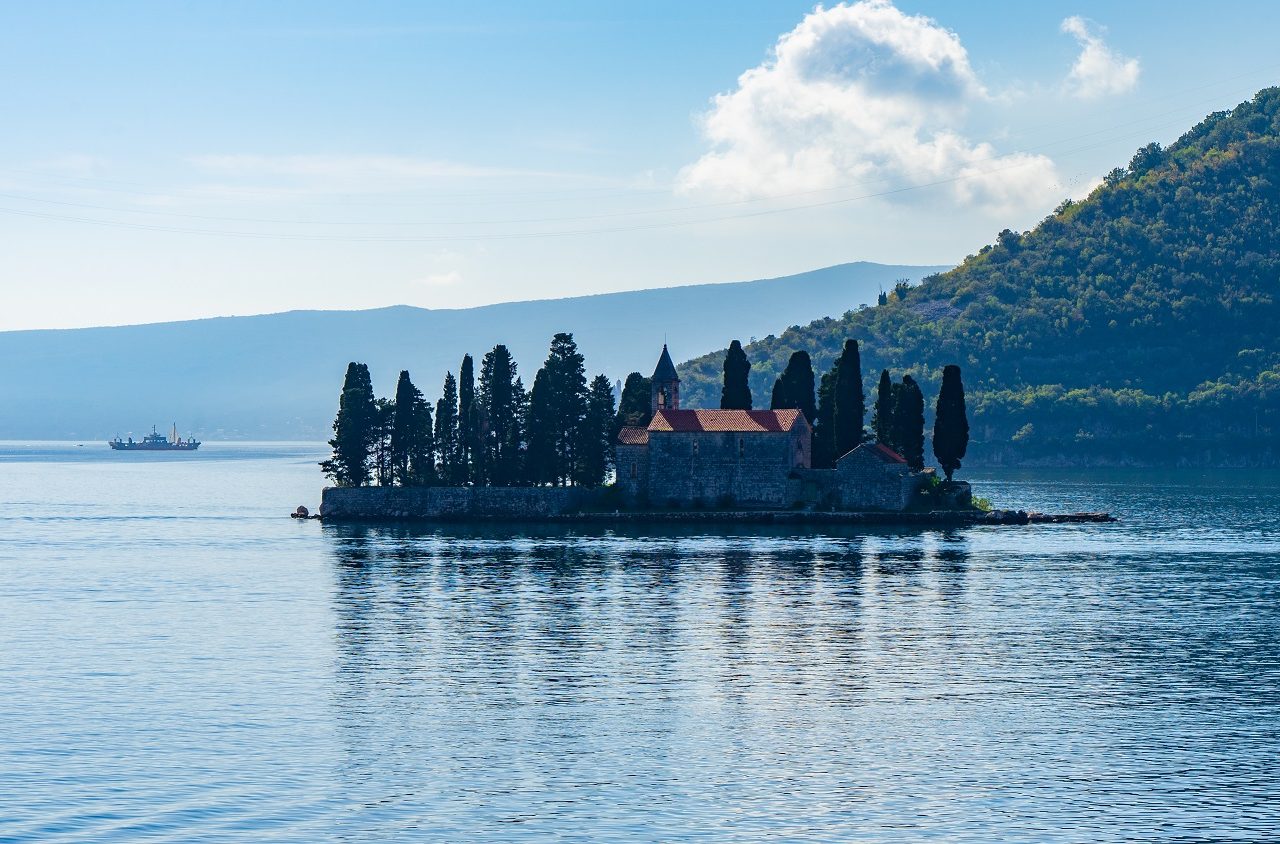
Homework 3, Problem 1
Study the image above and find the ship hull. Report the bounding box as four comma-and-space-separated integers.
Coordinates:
108, 442, 200, 451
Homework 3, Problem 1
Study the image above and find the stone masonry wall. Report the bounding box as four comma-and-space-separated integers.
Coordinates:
834, 450, 912, 510
615, 444, 649, 505
321, 486, 596, 521
645, 428, 807, 508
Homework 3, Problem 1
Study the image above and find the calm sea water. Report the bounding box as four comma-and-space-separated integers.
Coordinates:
1, 442, 1277, 842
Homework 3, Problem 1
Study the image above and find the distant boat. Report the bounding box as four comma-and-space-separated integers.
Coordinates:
109, 424, 200, 452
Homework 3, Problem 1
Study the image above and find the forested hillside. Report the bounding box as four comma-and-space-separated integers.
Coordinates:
680, 89, 1280, 465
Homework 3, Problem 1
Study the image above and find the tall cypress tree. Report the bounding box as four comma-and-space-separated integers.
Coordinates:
576, 374, 617, 487
390, 370, 417, 485
389, 370, 435, 486
872, 369, 894, 447
480, 344, 522, 487
720, 340, 753, 410
321, 362, 377, 487
770, 377, 787, 411
614, 372, 652, 431
542, 333, 588, 485
434, 372, 463, 484
833, 339, 866, 457
458, 354, 478, 484
770, 351, 817, 425
933, 364, 969, 482
524, 368, 556, 486
894, 375, 926, 472
813, 365, 838, 469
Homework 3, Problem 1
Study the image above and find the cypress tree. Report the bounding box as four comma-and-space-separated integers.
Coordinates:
771, 351, 816, 425
524, 368, 556, 486
390, 370, 417, 484
320, 362, 377, 487
833, 339, 866, 457
576, 374, 617, 487
720, 340, 753, 410
894, 375, 926, 472
933, 364, 970, 482
542, 333, 588, 485
434, 372, 463, 484
872, 369, 894, 447
813, 365, 838, 469
458, 354, 478, 483
614, 372, 652, 431
770, 377, 787, 411
480, 344, 521, 486
389, 370, 435, 486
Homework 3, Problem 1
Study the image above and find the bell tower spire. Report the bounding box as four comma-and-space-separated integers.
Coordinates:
650, 344, 680, 416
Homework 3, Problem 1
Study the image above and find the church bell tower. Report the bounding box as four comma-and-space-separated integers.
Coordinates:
651, 344, 680, 416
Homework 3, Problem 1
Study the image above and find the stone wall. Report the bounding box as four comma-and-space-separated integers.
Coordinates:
822, 449, 937, 511
645, 427, 808, 508
615, 444, 649, 505
321, 486, 596, 521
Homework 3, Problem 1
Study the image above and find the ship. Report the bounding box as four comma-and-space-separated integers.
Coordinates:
109, 424, 201, 451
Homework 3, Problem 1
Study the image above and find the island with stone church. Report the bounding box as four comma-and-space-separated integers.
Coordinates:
315, 333, 1112, 525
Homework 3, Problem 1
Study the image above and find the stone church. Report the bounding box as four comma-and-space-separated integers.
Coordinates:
617, 346, 930, 510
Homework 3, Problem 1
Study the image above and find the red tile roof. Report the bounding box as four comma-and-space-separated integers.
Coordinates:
617, 426, 650, 445
648, 408, 805, 433
861, 443, 907, 464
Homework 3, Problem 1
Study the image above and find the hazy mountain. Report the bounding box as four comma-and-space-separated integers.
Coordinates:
1, 261, 945, 440
680, 89, 1280, 465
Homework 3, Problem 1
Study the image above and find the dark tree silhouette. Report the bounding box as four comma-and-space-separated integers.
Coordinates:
480, 344, 522, 486
389, 370, 435, 486
933, 364, 970, 482
770, 377, 786, 411
720, 340, 753, 410
833, 339, 866, 458
542, 333, 588, 485
577, 374, 617, 487
458, 354, 478, 483
614, 372, 652, 432
434, 371, 463, 484
872, 369, 894, 447
321, 362, 377, 487
770, 350, 816, 425
894, 375, 926, 472
813, 364, 838, 469
524, 368, 556, 486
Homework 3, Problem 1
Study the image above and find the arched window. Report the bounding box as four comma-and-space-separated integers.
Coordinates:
739, 438, 745, 459
629, 462, 637, 479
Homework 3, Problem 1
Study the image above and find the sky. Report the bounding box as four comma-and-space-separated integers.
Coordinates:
0, 0, 1277, 331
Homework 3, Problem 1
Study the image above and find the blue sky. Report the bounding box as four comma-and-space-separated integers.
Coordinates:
1, 0, 1277, 330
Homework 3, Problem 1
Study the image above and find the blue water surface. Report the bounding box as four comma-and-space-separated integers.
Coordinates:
0, 443, 1277, 842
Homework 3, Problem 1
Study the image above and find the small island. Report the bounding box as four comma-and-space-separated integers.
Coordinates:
315, 335, 1111, 526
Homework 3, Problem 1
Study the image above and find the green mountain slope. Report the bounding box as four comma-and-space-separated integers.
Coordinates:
679, 88, 1280, 465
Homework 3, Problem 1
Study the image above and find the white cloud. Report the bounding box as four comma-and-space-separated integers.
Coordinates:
677, 0, 1059, 211
1061, 16, 1139, 99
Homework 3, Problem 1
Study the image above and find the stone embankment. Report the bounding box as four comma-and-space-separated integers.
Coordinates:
312, 487, 1116, 525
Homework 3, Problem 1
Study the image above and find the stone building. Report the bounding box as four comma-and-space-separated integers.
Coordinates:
617, 345, 930, 511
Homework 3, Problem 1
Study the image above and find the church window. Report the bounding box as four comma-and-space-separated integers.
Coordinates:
629, 462, 637, 479
692, 440, 699, 456
739, 438, 745, 459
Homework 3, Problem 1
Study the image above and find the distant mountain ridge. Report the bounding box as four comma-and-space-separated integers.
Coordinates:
679, 89, 1280, 465
0, 262, 946, 439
